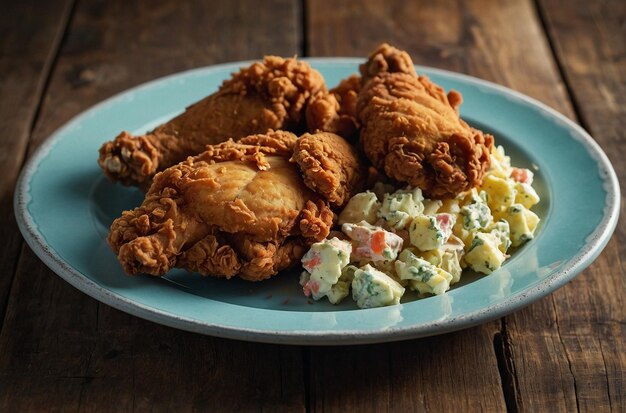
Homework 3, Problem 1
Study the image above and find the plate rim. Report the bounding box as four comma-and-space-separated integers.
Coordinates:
14, 58, 621, 345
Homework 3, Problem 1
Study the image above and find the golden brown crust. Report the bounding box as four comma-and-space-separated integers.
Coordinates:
179, 235, 242, 279
298, 200, 334, 241
357, 72, 493, 198
98, 56, 326, 187
228, 235, 307, 281
359, 43, 417, 83
108, 132, 337, 280
290, 132, 365, 207
306, 75, 361, 141
305, 43, 418, 142
194, 130, 298, 170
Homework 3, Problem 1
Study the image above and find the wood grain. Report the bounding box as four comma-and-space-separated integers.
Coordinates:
0, 0, 75, 323
308, 327, 505, 412
0, 0, 306, 411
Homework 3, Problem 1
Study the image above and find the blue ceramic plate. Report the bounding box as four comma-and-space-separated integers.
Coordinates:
15, 59, 620, 345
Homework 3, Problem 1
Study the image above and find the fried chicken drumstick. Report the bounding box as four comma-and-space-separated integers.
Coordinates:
305, 43, 416, 140
99, 56, 326, 188
307, 43, 492, 198
108, 131, 364, 281
357, 44, 494, 198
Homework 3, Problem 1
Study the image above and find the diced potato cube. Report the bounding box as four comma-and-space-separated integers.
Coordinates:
459, 189, 493, 231
440, 251, 463, 284
481, 174, 516, 213
514, 182, 540, 209
326, 278, 351, 304
489, 219, 512, 253
422, 199, 443, 215
489, 145, 512, 179
300, 238, 352, 300
463, 232, 506, 274
439, 198, 461, 214
502, 204, 539, 247
342, 221, 404, 262
416, 248, 442, 266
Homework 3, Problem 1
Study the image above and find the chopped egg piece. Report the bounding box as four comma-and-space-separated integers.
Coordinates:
338, 191, 380, 225
378, 187, 424, 229
351, 264, 405, 308
395, 250, 453, 295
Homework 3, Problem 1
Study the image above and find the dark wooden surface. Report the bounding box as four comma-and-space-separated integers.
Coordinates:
0, 0, 623, 411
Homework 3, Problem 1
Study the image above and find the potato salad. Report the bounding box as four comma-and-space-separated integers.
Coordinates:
300, 146, 541, 309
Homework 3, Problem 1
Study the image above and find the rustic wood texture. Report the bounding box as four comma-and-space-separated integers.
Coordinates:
0, 0, 306, 411
0, 0, 75, 321
0, 0, 623, 411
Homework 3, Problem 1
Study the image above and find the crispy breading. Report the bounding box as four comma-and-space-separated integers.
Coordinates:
98, 56, 326, 188
290, 132, 365, 207
306, 74, 361, 141
359, 43, 417, 83
108, 131, 364, 281
357, 71, 493, 198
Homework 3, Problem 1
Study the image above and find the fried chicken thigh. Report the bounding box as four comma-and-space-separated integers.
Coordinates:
108, 131, 364, 281
99, 56, 326, 188
356, 45, 493, 198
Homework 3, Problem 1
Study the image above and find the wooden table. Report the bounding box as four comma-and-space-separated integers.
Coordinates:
1, 0, 623, 411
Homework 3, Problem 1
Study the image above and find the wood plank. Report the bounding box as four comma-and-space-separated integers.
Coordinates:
0, 0, 75, 322
0, 0, 305, 411
308, 328, 505, 412
307, 0, 572, 114
306, 0, 617, 411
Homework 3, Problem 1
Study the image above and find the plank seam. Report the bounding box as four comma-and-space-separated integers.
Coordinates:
494, 318, 521, 412
550, 296, 581, 412
598, 334, 614, 411
27, 0, 79, 139
303, 346, 312, 413
300, 0, 309, 57
532, 0, 586, 128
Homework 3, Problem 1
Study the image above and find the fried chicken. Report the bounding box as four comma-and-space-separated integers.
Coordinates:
108, 130, 365, 281
306, 75, 361, 141
358, 43, 417, 83
356, 45, 493, 198
304, 43, 416, 141
290, 131, 365, 207
99, 56, 326, 188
